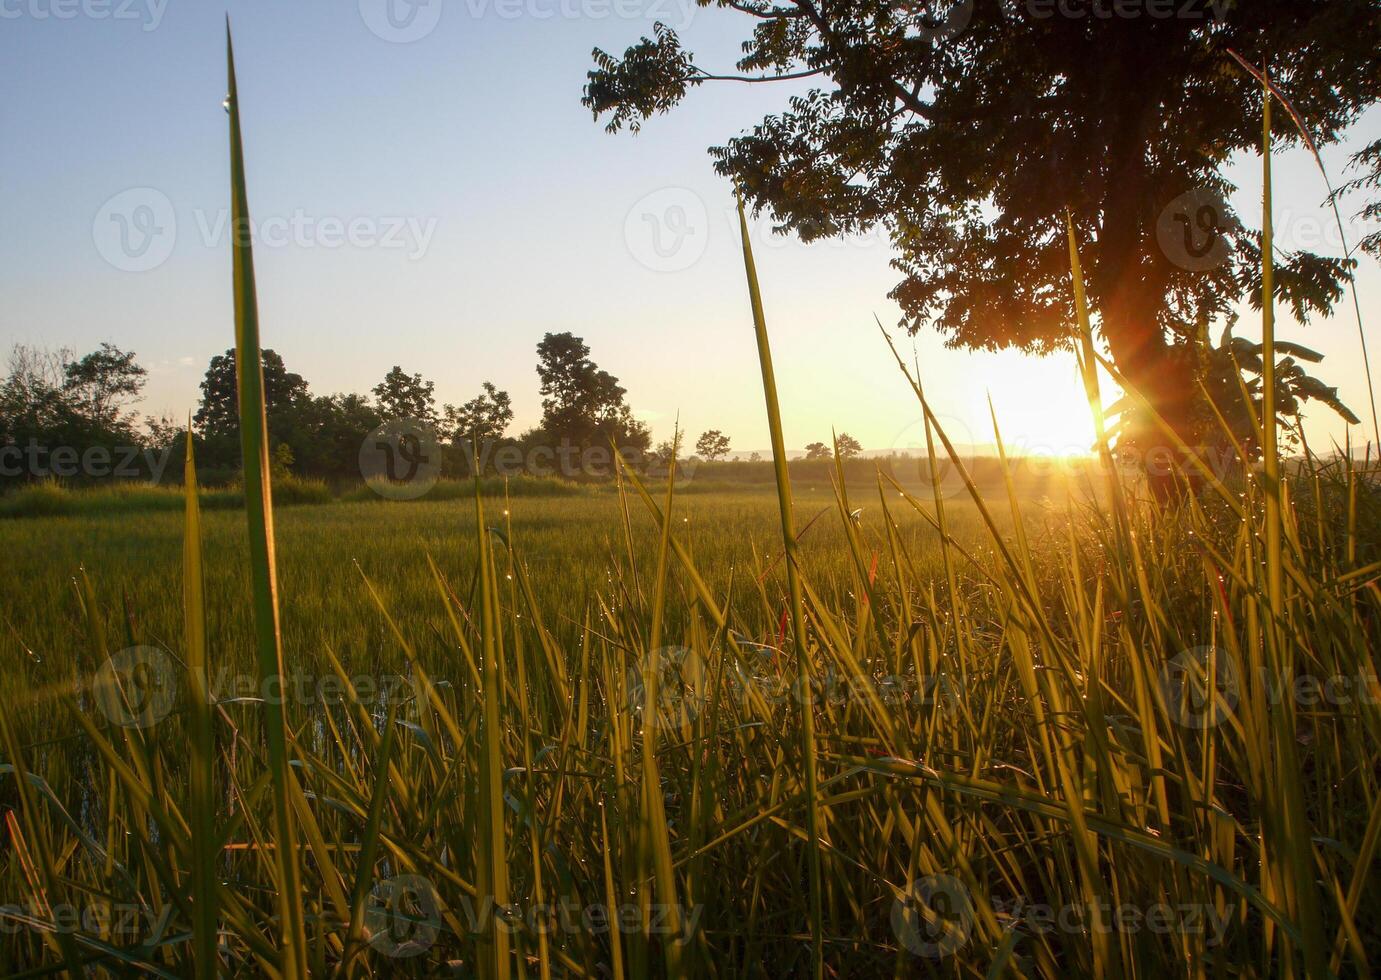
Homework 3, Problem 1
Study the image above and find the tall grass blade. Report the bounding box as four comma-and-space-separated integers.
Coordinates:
225, 24, 308, 978
182, 423, 219, 977
736, 197, 824, 979
473, 451, 512, 980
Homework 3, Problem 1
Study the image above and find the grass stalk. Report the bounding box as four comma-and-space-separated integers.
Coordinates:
735, 197, 824, 979
225, 24, 308, 977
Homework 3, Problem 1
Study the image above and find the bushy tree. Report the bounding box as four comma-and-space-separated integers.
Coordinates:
194, 348, 310, 474
585, 2, 1379, 479
534, 332, 650, 453
62, 343, 147, 428
442, 382, 514, 446
804, 441, 831, 460
0, 343, 156, 486
835, 433, 862, 459
695, 429, 732, 461
292, 393, 385, 482
372, 366, 438, 424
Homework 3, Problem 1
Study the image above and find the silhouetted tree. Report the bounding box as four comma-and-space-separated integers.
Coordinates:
372, 366, 438, 424
0, 344, 158, 486
293, 393, 385, 482
835, 433, 862, 459
585, 3, 1378, 481
194, 348, 310, 473
534, 332, 650, 452
62, 343, 147, 428
442, 382, 514, 445
695, 429, 732, 461
804, 442, 831, 460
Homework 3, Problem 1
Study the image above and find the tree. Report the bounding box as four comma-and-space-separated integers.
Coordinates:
585, 5, 1378, 478
194, 349, 309, 438
442, 382, 514, 446
62, 343, 146, 428
372, 366, 438, 424
695, 429, 731, 461
292, 392, 384, 481
534, 332, 650, 452
1, 345, 75, 444
193, 348, 310, 473
835, 433, 862, 459
0, 344, 156, 486
804, 442, 831, 460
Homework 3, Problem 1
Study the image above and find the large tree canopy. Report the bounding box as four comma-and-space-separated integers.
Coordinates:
585, 1, 1379, 456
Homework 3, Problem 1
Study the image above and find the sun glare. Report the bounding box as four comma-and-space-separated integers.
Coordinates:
941, 349, 1103, 457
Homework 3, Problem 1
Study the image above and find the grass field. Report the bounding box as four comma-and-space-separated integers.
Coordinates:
1, 48, 1378, 978
3, 454, 1378, 977
0, 485, 1013, 747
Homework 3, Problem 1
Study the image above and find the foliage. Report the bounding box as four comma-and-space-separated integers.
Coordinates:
695, 428, 731, 461
442, 381, 514, 446
60, 342, 147, 427
584, 2, 1378, 448
372, 364, 439, 423
192, 347, 311, 473
0, 343, 163, 488
533, 332, 651, 453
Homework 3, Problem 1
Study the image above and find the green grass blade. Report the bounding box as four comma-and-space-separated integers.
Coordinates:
225, 24, 308, 978
473, 453, 512, 980
182, 424, 219, 977
736, 197, 823, 979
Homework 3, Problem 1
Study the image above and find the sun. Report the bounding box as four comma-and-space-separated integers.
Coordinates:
955, 348, 1103, 457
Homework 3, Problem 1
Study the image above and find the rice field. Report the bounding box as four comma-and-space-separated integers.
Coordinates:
0, 486, 1012, 746
1, 36, 1378, 980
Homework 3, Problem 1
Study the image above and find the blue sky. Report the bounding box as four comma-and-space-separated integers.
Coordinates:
2, 1, 1378, 457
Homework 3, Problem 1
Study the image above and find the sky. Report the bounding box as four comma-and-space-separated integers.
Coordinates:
2, 1, 1378, 459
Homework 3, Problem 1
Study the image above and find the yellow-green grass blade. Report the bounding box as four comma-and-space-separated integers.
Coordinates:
1064, 213, 1130, 538
736, 197, 824, 978
225, 24, 308, 977
182, 424, 219, 977
1259, 71, 1329, 980
0, 713, 85, 976
641, 425, 686, 974
341, 699, 400, 976
473, 457, 512, 980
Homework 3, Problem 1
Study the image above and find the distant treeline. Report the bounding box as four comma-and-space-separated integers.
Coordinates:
0, 333, 663, 489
